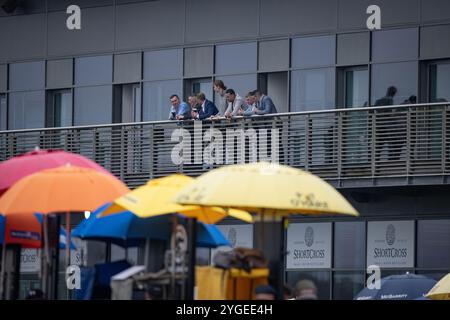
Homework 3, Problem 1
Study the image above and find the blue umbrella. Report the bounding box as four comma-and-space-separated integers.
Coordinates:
354, 274, 437, 300
72, 203, 231, 248
0, 214, 76, 250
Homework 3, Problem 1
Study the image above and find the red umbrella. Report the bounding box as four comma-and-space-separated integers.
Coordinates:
0, 148, 112, 196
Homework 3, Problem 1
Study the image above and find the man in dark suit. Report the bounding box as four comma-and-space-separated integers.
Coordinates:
193, 92, 219, 120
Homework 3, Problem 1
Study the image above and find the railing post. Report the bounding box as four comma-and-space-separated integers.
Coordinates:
337, 111, 343, 181
442, 106, 447, 176
305, 114, 311, 172
148, 124, 154, 180
406, 108, 411, 179
371, 110, 376, 178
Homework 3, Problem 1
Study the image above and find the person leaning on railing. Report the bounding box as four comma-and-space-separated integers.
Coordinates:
213, 80, 228, 115
192, 92, 219, 120
223, 88, 245, 118
252, 90, 278, 115
168, 94, 191, 120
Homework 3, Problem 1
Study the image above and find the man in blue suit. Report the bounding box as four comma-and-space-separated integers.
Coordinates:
253, 90, 278, 115
192, 92, 219, 120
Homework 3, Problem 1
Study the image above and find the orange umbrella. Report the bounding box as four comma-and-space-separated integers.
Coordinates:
0, 165, 129, 297
0, 165, 129, 215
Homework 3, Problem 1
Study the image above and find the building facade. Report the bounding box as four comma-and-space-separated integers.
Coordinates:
0, 0, 450, 300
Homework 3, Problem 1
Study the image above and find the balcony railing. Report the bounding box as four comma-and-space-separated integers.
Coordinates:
1, 102, 449, 188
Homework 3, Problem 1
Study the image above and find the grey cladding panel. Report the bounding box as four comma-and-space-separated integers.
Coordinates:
337, 32, 370, 66
47, 59, 73, 89
338, 0, 419, 30
421, 0, 450, 23
116, 1, 184, 50
258, 40, 290, 72
7, 14, 46, 61
184, 47, 214, 78
0, 65, 6, 92
420, 25, 450, 59
260, 0, 337, 36
114, 53, 142, 84
0, 18, 10, 62
47, 0, 113, 11
185, 0, 258, 43
48, 7, 114, 56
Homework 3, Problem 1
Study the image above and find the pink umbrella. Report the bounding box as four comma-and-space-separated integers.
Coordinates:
0, 148, 113, 196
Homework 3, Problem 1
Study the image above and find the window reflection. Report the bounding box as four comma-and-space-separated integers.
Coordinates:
429, 62, 450, 103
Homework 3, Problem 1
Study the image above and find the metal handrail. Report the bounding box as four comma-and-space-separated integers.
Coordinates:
1, 103, 449, 188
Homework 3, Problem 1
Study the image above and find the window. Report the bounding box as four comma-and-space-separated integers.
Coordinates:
291, 36, 335, 69
258, 72, 288, 113
417, 220, 450, 269
113, 83, 142, 123
215, 74, 257, 102
333, 272, 365, 300
75, 55, 113, 86
371, 62, 418, 106
344, 68, 369, 108
334, 222, 366, 269
74, 86, 113, 126
286, 271, 330, 300
8, 91, 45, 130
291, 68, 335, 112
185, 78, 213, 102
429, 61, 450, 102
143, 80, 183, 121
215, 42, 257, 75
372, 28, 418, 63
9, 61, 45, 92
46, 89, 73, 127
144, 49, 183, 81
0, 94, 6, 130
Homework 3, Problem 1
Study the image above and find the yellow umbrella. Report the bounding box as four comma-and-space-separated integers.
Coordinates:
173, 162, 358, 217
426, 273, 450, 300
99, 174, 253, 224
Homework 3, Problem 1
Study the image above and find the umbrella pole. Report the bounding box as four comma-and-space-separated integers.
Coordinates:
171, 215, 178, 299
186, 217, 197, 300
66, 212, 71, 300
144, 238, 150, 272
66, 212, 70, 268
42, 215, 50, 298
0, 237, 6, 299
278, 216, 286, 300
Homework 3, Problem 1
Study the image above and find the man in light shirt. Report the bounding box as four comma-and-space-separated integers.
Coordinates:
224, 89, 245, 118
168, 94, 191, 120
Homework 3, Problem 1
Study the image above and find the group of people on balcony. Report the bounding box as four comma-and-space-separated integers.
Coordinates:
169, 80, 278, 121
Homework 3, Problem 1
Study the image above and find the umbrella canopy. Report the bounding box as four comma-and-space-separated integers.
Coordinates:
354, 274, 437, 300
0, 149, 112, 196
0, 165, 129, 215
72, 203, 230, 248
1, 213, 75, 249
426, 273, 450, 300
100, 174, 253, 224
173, 162, 358, 217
